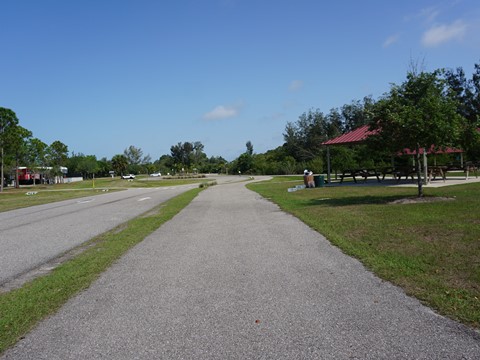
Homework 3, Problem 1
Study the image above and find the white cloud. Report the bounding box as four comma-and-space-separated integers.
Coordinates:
405, 6, 440, 24
383, 34, 400, 48
203, 102, 243, 121
289, 80, 303, 92
422, 19, 467, 47
419, 6, 440, 24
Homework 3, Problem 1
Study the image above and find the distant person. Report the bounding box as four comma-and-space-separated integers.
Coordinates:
303, 169, 315, 188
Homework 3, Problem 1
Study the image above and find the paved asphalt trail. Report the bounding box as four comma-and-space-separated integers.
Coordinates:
3, 179, 480, 359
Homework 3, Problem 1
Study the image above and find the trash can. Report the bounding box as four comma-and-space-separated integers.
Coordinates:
314, 175, 325, 187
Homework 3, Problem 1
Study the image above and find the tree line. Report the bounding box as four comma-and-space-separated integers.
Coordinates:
229, 61, 480, 181
0, 108, 228, 191
2, 61, 479, 192
0, 108, 70, 191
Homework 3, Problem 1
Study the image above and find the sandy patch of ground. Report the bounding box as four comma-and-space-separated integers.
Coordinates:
390, 196, 456, 204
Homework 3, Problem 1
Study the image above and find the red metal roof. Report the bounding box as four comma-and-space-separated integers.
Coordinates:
322, 125, 378, 145
322, 125, 475, 152
400, 146, 463, 155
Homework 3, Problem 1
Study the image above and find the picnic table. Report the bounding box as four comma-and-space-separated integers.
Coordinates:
464, 163, 478, 179
392, 167, 417, 182
339, 169, 380, 183
427, 166, 447, 182
380, 167, 397, 181
338, 164, 478, 184
389, 166, 445, 183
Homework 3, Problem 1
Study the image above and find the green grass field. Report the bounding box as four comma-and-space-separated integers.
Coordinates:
248, 177, 480, 329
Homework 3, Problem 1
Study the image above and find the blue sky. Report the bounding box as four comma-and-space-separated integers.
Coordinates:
1, 0, 479, 161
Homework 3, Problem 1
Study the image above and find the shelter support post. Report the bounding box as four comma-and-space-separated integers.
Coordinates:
423, 148, 428, 184
326, 146, 331, 184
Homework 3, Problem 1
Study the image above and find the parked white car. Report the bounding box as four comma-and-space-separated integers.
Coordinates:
121, 174, 136, 179
149, 172, 162, 177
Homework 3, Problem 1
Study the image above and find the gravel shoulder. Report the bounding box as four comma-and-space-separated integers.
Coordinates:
3, 179, 479, 359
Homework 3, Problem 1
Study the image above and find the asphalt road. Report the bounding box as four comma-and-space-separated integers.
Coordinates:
0, 184, 198, 286
2, 178, 480, 359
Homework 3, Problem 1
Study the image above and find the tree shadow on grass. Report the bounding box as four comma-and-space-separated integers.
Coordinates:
305, 195, 412, 207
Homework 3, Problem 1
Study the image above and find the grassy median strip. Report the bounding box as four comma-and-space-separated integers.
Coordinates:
0, 176, 213, 213
248, 179, 480, 329
0, 189, 120, 213
0, 187, 202, 355
54, 176, 209, 189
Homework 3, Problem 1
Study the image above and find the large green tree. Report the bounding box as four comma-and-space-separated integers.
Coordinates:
246, 141, 254, 156
371, 70, 466, 197
170, 141, 205, 172
0, 108, 20, 191
77, 155, 99, 178
25, 138, 48, 185
192, 141, 207, 170
96, 157, 111, 177
154, 154, 174, 174
341, 96, 375, 132
45, 140, 68, 183
47, 140, 68, 167
124, 145, 150, 166
325, 108, 343, 140
236, 153, 253, 174
123, 145, 151, 174
9, 125, 33, 187
202, 155, 227, 174
111, 154, 129, 176
444, 62, 480, 158
283, 108, 328, 162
